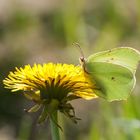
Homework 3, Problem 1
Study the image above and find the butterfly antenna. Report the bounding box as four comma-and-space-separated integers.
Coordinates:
74, 43, 85, 59
73, 43, 88, 72
74, 43, 86, 64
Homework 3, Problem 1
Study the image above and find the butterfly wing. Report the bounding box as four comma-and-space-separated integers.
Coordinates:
86, 62, 135, 101
86, 47, 140, 101
87, 47, 140, 74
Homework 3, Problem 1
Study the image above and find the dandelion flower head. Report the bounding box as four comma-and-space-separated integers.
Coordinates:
3, 63, 97, 123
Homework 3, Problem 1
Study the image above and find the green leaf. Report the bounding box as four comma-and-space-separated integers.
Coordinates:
86, 47, 140, 101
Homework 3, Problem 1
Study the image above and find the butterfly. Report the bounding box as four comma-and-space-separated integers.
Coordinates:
78, 46, 140, 101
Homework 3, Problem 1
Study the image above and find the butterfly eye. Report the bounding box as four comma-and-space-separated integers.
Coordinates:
80, 56, 85, 62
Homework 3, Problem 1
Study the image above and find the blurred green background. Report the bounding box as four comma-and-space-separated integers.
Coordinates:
0, 0, 140, 140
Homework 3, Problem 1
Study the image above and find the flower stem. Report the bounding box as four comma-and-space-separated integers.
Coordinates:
50, 111, 60, 140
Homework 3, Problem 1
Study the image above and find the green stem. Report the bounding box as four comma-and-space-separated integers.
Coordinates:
50, 111, 60, 140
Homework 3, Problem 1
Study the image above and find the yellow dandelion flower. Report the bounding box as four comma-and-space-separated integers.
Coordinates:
3, 63, 97, 123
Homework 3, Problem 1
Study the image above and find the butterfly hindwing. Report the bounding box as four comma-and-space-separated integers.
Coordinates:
86, 62, 135, 101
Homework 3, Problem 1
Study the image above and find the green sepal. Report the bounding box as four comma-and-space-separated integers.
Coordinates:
26, 104, 41, 113
38, 99, 59, 123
